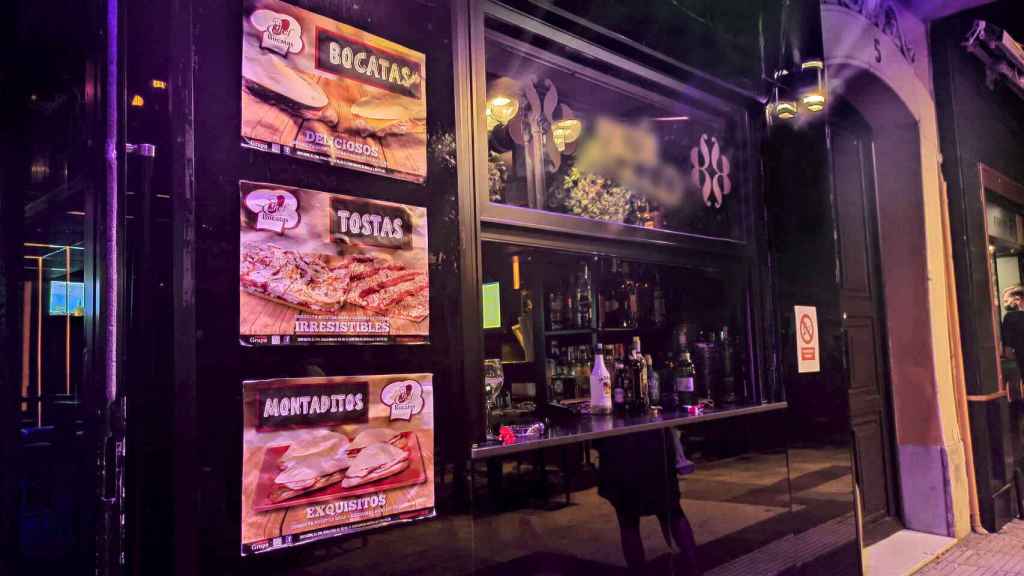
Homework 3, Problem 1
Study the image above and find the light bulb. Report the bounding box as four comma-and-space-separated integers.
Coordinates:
799, 60, 827, 113
487, 95, 519, 125
551, 118, 582, 151
802, 93, 826, 112
775, 100, 798, 120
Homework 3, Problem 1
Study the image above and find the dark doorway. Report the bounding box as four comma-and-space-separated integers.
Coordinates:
830, 103, 902, 544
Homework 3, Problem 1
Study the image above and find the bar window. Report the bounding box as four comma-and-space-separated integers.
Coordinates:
480, 241, 757, 431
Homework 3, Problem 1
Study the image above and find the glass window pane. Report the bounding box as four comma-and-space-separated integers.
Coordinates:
483, 17, 746, 241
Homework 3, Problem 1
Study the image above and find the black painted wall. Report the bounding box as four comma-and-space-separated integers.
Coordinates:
932, 0, 1024, 532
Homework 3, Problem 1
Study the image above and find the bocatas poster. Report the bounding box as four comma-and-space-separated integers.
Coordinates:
241, 374, 435, 555
239, 180, 429, 345
241, 0, 427, 182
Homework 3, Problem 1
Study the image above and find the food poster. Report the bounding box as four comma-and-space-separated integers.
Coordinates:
241, 374, 435, 555
241, 0, 427, 183
239, 181, 429, 345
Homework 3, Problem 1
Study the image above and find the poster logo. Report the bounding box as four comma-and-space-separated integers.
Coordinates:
250, 10, 304, 56
690, 134, 732, 209
381, 379, 425, 421
245, 189, 300, 233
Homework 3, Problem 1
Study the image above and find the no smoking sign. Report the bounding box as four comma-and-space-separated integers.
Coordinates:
794, 306, 820, 373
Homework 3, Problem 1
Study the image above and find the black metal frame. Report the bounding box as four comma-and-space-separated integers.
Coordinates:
454, 0, 777, 444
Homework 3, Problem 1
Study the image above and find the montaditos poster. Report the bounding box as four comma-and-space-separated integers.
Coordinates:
239, 180, 429, 345
241, 0, 427, 183
241, 374, 435, 555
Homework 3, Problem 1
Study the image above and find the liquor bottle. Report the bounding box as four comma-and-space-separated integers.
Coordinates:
623, 262, 639, 328
590, 343, 612, 414
612, 355, 628, 415
674, 323, 691, 356
652, 272, 667, 327
602, 259, 623, 328
645, 353, 660, 407
576, 345, 590, 397
720, 325, 738, 405
548, 285, 564, 331
674, 351, 697, 408
576, 263, 594, 329
563, 276, 576, 329
629, 336, 649, 412
693, 331, 720, 402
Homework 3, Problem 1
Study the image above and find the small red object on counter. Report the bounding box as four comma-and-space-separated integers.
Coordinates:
498, 426, 516, 445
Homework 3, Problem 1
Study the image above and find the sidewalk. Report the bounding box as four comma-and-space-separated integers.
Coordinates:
917, 521, 1024, 575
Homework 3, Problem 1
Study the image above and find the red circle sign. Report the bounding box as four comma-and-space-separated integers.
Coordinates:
799, 314, 815, 344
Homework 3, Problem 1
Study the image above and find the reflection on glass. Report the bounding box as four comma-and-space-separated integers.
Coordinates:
482, 20, 744, 240
988, 195, 1024, 393
597, 429, 699, 572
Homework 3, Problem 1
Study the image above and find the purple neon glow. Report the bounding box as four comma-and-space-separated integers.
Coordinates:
105, 0, 118, 403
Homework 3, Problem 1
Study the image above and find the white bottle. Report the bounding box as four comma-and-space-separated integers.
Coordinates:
590, 343, 612, 414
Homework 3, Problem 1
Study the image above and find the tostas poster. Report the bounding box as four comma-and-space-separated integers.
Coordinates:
241, 373, 435, 555
239, 180, 429, 345
241, 0, 427, 183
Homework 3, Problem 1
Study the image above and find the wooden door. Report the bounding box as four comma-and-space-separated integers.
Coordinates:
830, 106, 901, 538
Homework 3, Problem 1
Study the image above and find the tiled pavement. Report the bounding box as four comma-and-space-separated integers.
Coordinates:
917, 521, 1024, 575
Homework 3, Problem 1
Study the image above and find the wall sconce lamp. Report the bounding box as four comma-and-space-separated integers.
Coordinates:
767, 60, 828, 124
768, 70, 798, 123
799, 60, 827, 112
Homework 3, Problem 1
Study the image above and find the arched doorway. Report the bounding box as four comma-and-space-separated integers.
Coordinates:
828, 64, 950, 537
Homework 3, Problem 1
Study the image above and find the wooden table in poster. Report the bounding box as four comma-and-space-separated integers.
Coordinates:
241, 74, 427, 179
239, 291, 426, 338
243, 429, 436, 542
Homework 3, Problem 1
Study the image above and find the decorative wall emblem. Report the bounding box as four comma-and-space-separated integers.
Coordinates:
823, 0, 916, 64
690, 134, 731, 209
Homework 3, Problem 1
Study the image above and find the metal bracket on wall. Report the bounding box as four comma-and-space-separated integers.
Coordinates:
126, 143, 157, 157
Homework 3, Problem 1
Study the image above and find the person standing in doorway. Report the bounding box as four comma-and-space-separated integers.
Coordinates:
1001, 286, 1024, 391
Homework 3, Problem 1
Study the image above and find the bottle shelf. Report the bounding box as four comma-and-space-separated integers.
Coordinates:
543, 328, 593, 336
598, 325, 670, 334
543, 325, 672, 337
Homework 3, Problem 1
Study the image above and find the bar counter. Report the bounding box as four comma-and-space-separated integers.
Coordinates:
471, 401, 788, 459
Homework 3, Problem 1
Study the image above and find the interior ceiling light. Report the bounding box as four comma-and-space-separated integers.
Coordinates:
486, 95, 519, 125
130, 94, 144, 107
551, 118, 582, 151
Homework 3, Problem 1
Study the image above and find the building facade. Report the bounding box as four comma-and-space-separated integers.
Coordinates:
9, 1, 1022, 575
